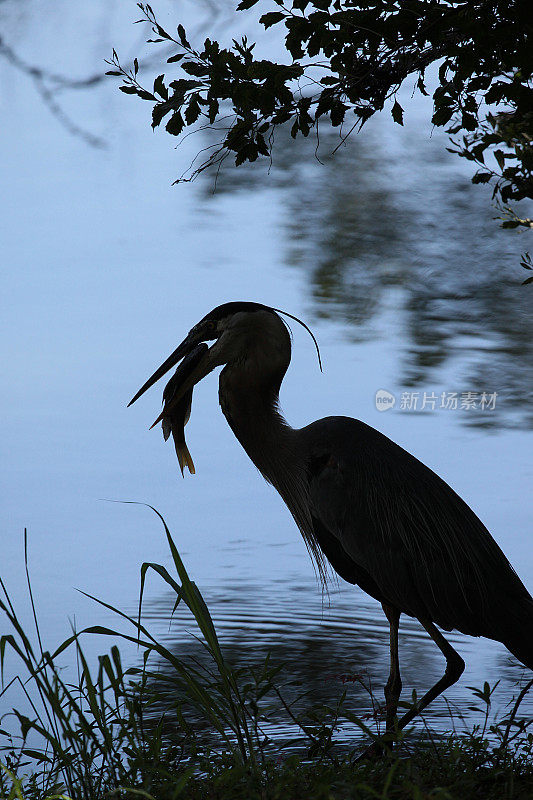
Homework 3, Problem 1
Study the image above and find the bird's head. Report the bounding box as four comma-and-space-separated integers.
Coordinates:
128, 302, 320, 423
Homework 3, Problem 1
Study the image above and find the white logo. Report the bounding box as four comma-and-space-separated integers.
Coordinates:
375, 389, 396, 411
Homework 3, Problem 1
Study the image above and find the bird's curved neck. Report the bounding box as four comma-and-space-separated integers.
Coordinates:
218, 357, 319, 583
219, 368, 293, 484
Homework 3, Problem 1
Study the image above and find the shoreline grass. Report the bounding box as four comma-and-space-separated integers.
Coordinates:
1, 510, 533, 799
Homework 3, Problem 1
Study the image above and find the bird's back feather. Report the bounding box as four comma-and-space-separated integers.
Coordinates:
303, 416, 533, 662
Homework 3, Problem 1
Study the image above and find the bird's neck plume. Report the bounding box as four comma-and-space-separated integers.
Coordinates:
218, 364, 328, 585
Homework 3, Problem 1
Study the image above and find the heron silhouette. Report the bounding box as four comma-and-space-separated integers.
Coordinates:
129, 301, 533, 745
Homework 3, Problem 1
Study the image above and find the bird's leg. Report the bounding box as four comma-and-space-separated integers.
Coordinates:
382, 603, 402, 734
357, 604, 402, 761
358, 618, 464, 761
396, 619, 465, 732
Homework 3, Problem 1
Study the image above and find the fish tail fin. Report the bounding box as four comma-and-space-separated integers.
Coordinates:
176, 443, 195, 476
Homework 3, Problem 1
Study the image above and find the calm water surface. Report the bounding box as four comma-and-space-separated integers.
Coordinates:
1, 0, 532, 747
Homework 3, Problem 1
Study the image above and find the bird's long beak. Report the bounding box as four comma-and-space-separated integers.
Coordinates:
127, 331, 200, 407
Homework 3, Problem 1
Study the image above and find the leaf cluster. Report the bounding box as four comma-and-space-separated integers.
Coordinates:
106, 0, 533, 210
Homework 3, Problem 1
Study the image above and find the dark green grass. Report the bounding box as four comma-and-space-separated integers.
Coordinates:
1, 509, 533, 799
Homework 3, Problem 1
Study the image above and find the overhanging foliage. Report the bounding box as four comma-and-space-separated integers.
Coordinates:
107, 1, 532, 226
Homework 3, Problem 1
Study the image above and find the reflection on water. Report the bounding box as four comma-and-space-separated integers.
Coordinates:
142, 577, 533, 748
200, 124, 533, 429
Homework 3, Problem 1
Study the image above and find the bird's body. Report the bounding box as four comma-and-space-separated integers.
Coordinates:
216, 314, 533, 668
302, 416, 533, 663
129, 301, 533, 746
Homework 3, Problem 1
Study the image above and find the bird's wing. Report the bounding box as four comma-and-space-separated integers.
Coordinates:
304, 416, 531, 639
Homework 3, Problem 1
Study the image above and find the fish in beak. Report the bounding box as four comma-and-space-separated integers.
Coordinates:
160, 342, 208, 476
127, 320, 223, 475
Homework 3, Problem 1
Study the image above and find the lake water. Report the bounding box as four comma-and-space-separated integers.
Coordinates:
1, 0, 532, 750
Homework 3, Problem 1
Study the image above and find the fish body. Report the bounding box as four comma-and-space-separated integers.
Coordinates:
161, 342, 208, 475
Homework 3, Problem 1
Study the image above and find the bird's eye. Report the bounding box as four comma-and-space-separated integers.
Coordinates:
206, 321, 216, 331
